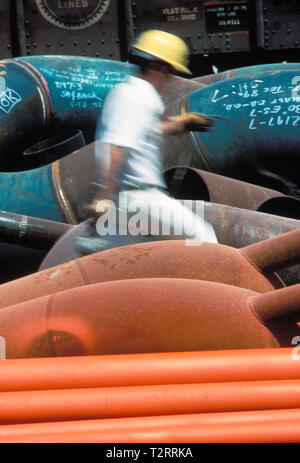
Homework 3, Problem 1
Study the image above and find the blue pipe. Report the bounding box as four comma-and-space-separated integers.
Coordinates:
0, 56, 135, 170
1, 59, 300, 224
0, 164, 66, 222
182, 66, 300, 187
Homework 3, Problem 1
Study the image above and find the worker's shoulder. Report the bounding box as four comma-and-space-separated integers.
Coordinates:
107, 77, 156, 106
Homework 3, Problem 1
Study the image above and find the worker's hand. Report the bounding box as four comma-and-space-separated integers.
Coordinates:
86, 198, 115, 220
169, 108, 214, 133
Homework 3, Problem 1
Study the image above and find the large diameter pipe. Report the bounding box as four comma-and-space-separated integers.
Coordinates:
0, 211, 72, 249
0, 56, 134, 168
165, 68, 300, 188
0, 279, 285, 358
204, 203, 300, 287
193, 63, 300, 86
0, 226, 299, 312
0, 141, 97, 224
38, 202, 300, 288
1, 227, 300, 311
164, 166, 300, 219
0, 59, 51, 169
0, 348, 299, 393
1, 408, 300, 443
1, 379, 300, 424
1, 279, 300, 357
0, 240, 283, 311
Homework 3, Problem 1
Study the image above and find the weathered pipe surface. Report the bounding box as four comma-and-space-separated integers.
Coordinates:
39, 202, 300, 287
164, 166, 300, 220
0, 348, 299, 393
165, 67, 300, 189
0, 238, 286, 311
203, 203, 300, 287
0, 280, 300, 358
0, 279, 290, 358
0, 211, 72, 250
241, 228, 300, 274
2, 409, 300, 443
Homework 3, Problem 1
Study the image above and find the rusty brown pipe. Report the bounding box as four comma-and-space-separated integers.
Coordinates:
0, 240, 282, 311
252, 284, 300, 325
2, 279, 300, 358
1, 227, 300, 311
0, 279, 284, 359
164, 166, 300, 219
242, 228, 300, 274
39, 202, 300, 287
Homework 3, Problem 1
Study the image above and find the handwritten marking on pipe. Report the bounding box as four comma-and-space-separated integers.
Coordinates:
291, 336, 300, 361
210, 77, 300, 130
0, 76, 22, 114
0, 336, 6, 360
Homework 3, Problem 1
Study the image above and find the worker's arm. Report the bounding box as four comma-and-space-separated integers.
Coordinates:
161, 118, 186, 135
161, 110, 214, 136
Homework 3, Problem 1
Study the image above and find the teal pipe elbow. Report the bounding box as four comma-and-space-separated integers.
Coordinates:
0, 164, 66, 222
0, 55, 135, 170
166, 65, 300, 190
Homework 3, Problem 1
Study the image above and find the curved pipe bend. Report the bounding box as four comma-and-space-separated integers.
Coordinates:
0, 279, 300, 359
0, 229, 299, 312
165, 64, 300, 190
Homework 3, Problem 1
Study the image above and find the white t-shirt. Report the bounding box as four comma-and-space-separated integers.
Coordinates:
96, 76, 167, 190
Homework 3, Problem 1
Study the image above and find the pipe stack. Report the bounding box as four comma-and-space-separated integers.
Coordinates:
0, 58, 299, 443
0, 228, 299, 311
0, 349, 300, 442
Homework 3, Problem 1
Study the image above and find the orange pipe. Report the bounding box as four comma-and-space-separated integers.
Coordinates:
1, 379, 300, 424
32, 420, 300, 443
0, 239, 284, 312
1, 408, 300, 442
0, 279, 280, 359
0, 348, 299, 392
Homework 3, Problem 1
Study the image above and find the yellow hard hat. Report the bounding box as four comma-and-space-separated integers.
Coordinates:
132, 29, 192, 75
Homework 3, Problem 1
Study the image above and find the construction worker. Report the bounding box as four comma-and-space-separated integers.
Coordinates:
77, 29, 218, 254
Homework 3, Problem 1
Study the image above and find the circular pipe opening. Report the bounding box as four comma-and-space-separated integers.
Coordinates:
256, 197, 300, 220
164, 167, 210, 201
23, 129, 86, 168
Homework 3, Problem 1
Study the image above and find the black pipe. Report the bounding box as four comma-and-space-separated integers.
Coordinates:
0, 211, 72, 250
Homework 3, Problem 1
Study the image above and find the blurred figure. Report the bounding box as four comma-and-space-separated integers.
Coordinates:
77, 30, 218, 254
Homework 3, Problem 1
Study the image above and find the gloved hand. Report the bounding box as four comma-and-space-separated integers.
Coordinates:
86, 198, 115, 220
169, 108, 214, 133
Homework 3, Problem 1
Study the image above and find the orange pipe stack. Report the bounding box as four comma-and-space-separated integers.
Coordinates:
0, 349, 300, 443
